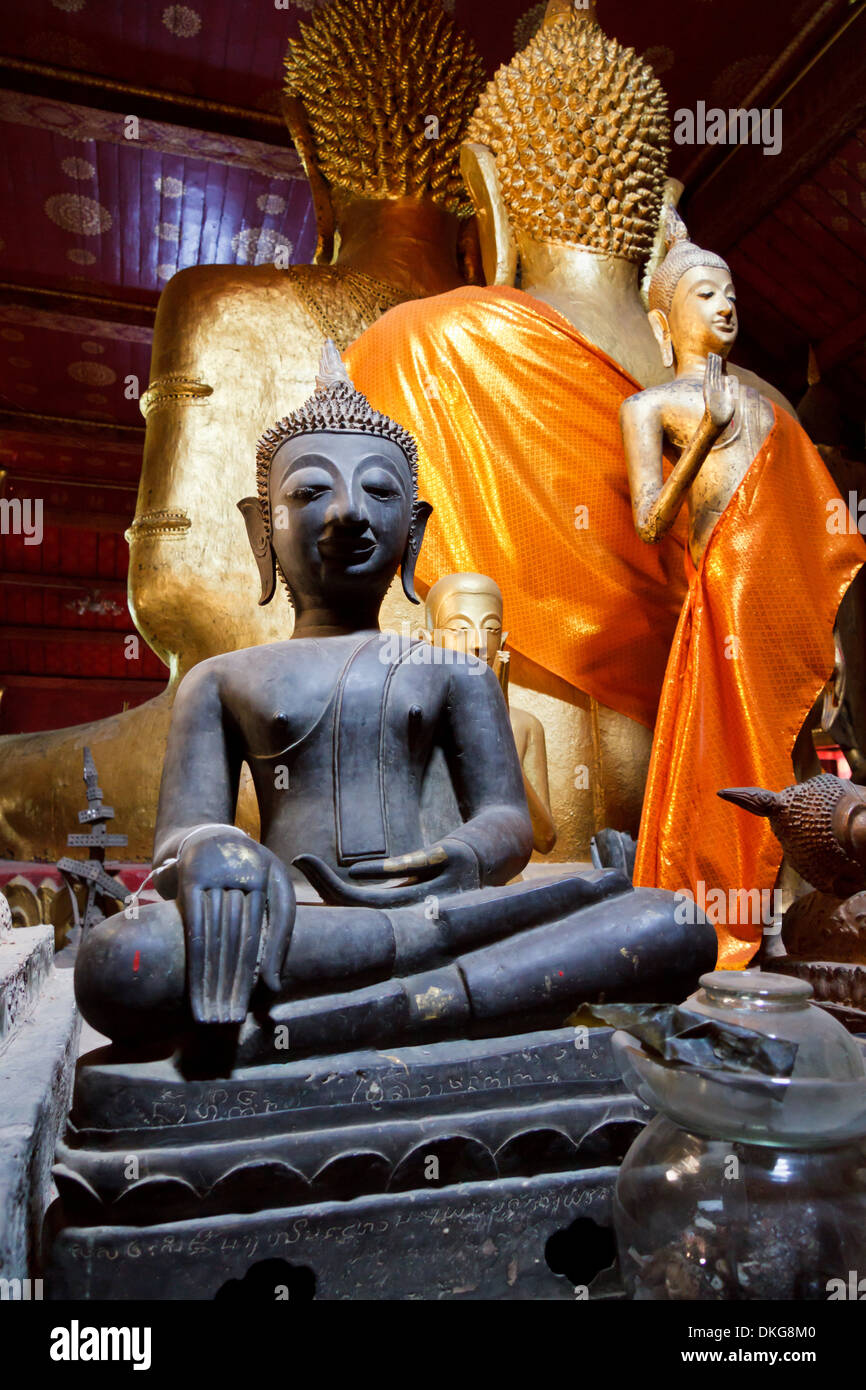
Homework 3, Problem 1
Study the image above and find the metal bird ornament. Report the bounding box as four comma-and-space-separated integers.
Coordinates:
718, 774, 866, 900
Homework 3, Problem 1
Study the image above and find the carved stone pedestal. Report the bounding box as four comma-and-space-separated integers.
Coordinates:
46, 1027, 648, 1300
1, 926, 80, 1281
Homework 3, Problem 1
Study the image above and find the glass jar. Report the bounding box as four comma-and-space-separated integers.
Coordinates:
612, 970, 866, 1300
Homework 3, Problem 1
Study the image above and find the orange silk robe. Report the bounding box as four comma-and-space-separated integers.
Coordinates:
346, 285, 686, 729
633, 406, 866, 968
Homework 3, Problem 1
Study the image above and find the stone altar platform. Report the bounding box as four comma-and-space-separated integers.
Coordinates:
0, 925, 80, 1281
47, 1026, 648, 1299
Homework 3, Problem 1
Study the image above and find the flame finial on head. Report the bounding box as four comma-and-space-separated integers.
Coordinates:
255, 342, 421, 538
314, 338, 352, 394
647, 208, 730, 317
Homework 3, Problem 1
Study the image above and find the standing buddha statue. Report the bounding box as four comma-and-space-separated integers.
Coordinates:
622, 214, 866, 968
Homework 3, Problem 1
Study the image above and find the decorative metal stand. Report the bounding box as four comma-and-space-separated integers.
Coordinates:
56, 747, 131, 938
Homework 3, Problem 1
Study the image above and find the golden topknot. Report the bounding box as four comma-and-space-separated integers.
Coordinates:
283, 0, 485, 216
467, 13, 670, 260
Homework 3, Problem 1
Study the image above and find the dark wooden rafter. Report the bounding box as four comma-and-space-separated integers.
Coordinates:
1, 470, 137, 495
0, 281, 157, 325
0, 471, 136, 531
1, 674, 165, 693
0, 409, 144, 442
0, 430, 143, 483
677, 0, 852, 187
819, 306, 866, 373
684, 2, 866, 254
0, 56, 287, 146
0, 572, 128, 595
0, 506, 131, 533
1, 626, 136, 645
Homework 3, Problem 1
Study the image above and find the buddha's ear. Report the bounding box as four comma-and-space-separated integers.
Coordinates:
281, 94, 335, 266
460, 142, 518, 288
456, 214, 485, 286
237, 497, 277, 605
648, 309, 674, 369
401, 500, 433, 604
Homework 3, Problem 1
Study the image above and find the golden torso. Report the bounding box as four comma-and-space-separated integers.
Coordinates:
129, 261, 411, 673
642, 376, 774, 564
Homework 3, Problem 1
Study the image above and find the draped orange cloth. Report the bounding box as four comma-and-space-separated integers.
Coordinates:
346, 285, 686, 728
633, 406, 866, 968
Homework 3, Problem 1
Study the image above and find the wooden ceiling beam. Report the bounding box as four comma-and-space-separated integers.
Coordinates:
0, 475, 135, 531
816, 306, 866, 372
2, 468, 138, 496
1, 674, 165, 693
0, 425, 142, 462
0, 57, 286, 147
0, 409, 144, 443
683, 2, 866, 254
0, 572, 128, 595
0, 505, 132, 533
0, 281, 156, 326
1, 624, 134, 646
676, 0, 850, 187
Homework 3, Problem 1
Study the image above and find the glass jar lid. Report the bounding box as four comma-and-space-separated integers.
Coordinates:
698, 970, 812, 1012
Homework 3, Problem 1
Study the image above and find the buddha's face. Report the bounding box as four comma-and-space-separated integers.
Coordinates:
429, 586, 503, 665
668, 265, 738, 361
268, 431, 413, 604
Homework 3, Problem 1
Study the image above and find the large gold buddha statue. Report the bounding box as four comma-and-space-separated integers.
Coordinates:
347, 1, 795, 862
0, 0, 485, 862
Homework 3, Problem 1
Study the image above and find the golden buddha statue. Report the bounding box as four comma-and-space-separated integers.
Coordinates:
347, 2, 797, 863
422, 573, 557, 854
348, 5, 671, 861
623, 215, 866, 969
0, 0, 485, 862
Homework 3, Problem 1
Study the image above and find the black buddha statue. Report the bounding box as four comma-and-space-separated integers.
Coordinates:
74, 345, 715, 1059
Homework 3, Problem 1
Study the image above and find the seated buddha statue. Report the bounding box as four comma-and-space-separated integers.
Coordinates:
422, 572, 556, 855
74, 346, 716, 1053
0, 0, 485, 863
621, 214, 866, 969
346, 3, 797, 864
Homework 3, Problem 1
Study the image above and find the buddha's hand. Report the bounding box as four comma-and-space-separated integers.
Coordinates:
294, 836, 480, 908
703, 352, 737, 434
177, 834, 296, 1025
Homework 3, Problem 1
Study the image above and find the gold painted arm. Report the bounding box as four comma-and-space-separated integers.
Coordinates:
522, 770, 557, 855
622, 354, 734, 545
520, 714, 556, 855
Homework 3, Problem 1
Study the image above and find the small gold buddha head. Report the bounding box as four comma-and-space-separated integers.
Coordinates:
464, 8, 669, 266
240, 342, 432, 611
424, 572, 505, 666
647, 209, 737, 368
282, 0, 485, 260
